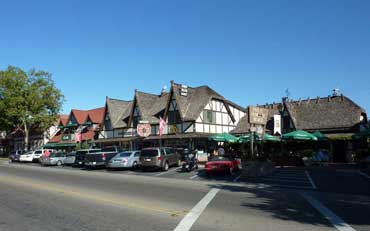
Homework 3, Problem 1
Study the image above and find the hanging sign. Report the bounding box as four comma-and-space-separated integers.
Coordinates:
137, 123, 151, 137
273, 115, 281, 135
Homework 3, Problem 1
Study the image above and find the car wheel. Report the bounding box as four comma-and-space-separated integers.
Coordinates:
132, 161, 138, 170
56, 161, 62, 167
162, 162, 169, 171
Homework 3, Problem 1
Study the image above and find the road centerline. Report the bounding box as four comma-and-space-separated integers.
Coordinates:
174, 188, 220, 231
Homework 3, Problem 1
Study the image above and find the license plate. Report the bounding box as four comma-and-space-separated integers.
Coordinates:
93, 162, 96, 165
79, 162, 82, 164
145, 159, 151, 162
212, 166, 217, 169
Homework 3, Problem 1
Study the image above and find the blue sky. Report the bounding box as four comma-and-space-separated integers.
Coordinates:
1, 0, 369, 114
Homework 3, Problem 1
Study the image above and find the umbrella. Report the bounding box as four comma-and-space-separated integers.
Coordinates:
312, 131, 327, 141
208, 133, 239, 143
238, 133, 281, 142
352, 129, 370, 139
282, 130, 318, 141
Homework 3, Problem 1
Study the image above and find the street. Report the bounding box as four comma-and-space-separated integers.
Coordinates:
0, 160, 369, 231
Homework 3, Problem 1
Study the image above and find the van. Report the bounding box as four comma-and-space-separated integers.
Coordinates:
140, 147, 179, 171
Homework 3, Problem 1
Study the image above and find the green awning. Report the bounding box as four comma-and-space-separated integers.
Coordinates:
282, 130, 318, 141
44, 143, 77, 148
238, 133, 281, 142
208, 133, 238, 143
312, 131, 327, 141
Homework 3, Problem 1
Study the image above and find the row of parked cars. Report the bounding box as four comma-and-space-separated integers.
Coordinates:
9, 147, 182, 171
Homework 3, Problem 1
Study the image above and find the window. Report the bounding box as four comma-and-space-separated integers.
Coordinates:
203, 110, 216, 124
168, 110, 181, 124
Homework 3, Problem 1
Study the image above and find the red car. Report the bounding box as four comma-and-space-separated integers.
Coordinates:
205, 156, 241, 175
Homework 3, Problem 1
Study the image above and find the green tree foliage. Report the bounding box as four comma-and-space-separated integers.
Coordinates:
0, 66, 64, 150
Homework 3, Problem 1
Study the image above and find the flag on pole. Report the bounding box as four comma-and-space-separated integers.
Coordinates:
75, 126, 83, 143
159, 117, 167, 136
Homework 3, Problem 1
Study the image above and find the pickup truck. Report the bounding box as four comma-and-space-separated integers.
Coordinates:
73, 149, 101, 167
84, 147, 121, 168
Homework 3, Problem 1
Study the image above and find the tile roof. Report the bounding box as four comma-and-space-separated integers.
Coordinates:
70, 109, 89, 125
86, 107, 105, 124
59, 115, 69, 126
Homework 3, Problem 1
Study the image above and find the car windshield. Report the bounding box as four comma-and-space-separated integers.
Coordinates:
35, 151, 42, 154
141, 149, 159, 157
210, 156, 230, 161
118, 152, 132, 157
67, 153, 75, 157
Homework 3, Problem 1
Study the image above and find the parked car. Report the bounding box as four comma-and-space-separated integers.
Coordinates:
8, 150, 25, 162
19, 149, 52, 162
85, 147, 121, 168
64, 152, 76, 165
40, 152, 66, 166
73, 149, 101, 167
140, 147, 180, 171
205, 156, 241, 175
106, 151, 141, 170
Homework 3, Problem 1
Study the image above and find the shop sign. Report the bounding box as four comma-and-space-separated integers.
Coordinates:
62, 134, 71, 141
137, 123, 151, 137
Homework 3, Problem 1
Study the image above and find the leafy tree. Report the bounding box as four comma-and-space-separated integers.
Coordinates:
0, 66, 64, 150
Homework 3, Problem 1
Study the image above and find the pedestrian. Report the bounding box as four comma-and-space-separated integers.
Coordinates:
44, 149, 50, 158
218, 146, 225, 156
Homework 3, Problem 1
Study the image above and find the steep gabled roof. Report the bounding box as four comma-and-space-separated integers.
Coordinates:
129, 91, 168, 125
168, 82, 246, 122
58, 115, 69, 126
86, 107, 105, 124
105, 97, 132, 129
284, 95, 366, 131
70, 109, 89, 125
230, 104, 282, 134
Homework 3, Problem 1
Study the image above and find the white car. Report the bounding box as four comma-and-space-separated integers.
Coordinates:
20, 149, 53, 162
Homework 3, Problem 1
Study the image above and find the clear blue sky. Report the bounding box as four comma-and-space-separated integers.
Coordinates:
1, 0, 369, 115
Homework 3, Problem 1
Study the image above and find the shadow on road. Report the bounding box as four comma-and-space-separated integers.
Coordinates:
209, 183, 334, 228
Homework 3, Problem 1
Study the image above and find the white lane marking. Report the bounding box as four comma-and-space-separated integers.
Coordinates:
174, 188, 220, 231
305, 170, 317, 189
358, 170, 370, 179
154, 167, 180, 177
301, 193, 356, 231
233, 174, 241, 183
190, 174, 199, 180
259, 178, 311, 183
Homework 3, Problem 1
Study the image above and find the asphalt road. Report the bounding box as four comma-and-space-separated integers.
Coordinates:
0, 161, 369, 231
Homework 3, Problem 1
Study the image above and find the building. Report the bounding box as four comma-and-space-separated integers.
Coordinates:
96, 81, 246, 152
46, 108, 105, 149
231, 94, 368, 162
5, 114, 69, 151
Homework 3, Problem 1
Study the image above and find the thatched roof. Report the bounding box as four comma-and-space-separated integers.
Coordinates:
231, 95, 367, 135
284, 95, 366, 132
168, 82, 245, 121
129, 91, 169, 125
106, 97, 132, 129
230, 103, 282, 135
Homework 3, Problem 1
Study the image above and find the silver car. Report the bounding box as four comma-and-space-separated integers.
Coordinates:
64, 152, 76, 165
40, 152, 66, 166
106, 151, 140, 170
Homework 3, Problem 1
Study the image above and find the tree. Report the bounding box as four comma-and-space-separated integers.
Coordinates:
0, 66, 64, 150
